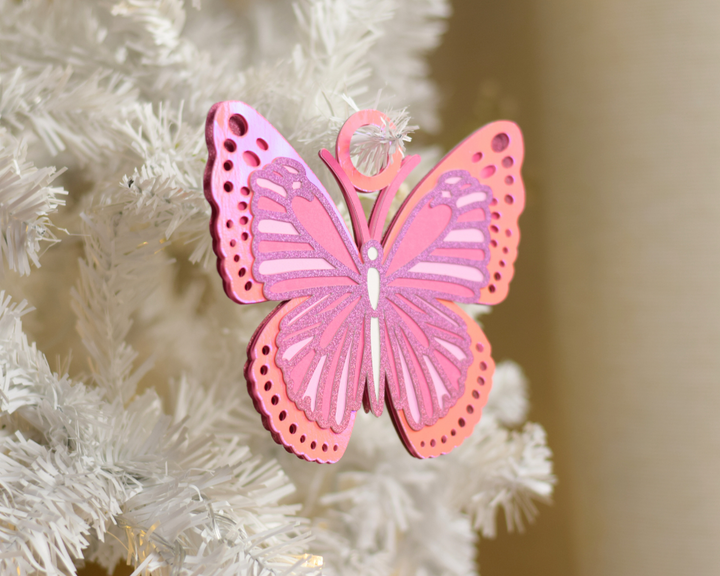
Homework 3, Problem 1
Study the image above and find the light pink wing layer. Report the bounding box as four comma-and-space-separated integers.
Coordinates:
382, 290, 474, 430
249, 158, 363, 301
246, 297, 354, 463
383, 169, 493, 303
388, 301, 495, 458
204, 101, 341, 304
384, 120, 525, 305
274, 291, 368, 433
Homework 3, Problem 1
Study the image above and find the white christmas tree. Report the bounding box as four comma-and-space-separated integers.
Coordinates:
0, 1, 554, 574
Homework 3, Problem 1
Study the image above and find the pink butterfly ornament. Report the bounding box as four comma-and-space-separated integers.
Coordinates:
204, 103, 525, 463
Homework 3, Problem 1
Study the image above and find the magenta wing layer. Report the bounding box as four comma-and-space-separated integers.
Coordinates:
379, 170, 494, 429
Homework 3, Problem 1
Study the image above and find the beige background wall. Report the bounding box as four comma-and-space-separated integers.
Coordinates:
433, 0, 720, 575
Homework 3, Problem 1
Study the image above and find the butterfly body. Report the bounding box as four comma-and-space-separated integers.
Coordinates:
205, 102, 524, 463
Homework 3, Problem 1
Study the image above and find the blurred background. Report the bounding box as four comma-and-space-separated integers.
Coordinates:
78, 0, 719, 574
430, 0, 720, 575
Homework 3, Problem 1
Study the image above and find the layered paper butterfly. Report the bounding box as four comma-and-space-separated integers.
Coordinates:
204, 104, 524, 463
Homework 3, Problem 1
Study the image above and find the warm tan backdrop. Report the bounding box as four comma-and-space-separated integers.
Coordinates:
431, 1, 720, 575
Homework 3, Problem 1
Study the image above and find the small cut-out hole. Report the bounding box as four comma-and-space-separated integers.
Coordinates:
240, 216, 249, 225
243, 151, 260, 167
322, 443, 328, 452
502, 247, 509, 254
238, 201, 248, 210
490, 240, 498, 248
421, 441, 426, 447
490, 225, 499, 233
223, 160, 233, 171
224, 139, 236, 152
241, 232, 249, 241
264, 381, 272, 391
300, 435, 306, 443
262, 345, 270, 355
229, 114, 248, 137
240, 186, 250, 196
502, 156, 514, 168
478, 376, 486, 385
430, 439, 436, 447
244, 281, 252, 291
472, 390, 480, 399
333, 444, 338, 451
505, 175, 515, 185
224, 181, 233, 192
458, 418, 466, 427
480, 165, 496, 178
504, 194, 514, 204
491, 132, 510, 152
233, 255, 239, 262
491, 211, 500, 220
472, 152, 483, 163
226, 220, 233, 228
310, 441, 317, 450
500, 260, 506, 267
279, 410, 287, 421
289, 424, 297, 434
256, 138, 268, 151
271, 395, 279, 405
505, 229, 513, 237
494, 272, 502, 281
260, 365, 268, 375
480, 362, 487, 371
239, 267, 246, 277
451, 429, 457, 436
441, 435, 447, 444
476, 343, 484, 352
467, 405, 474, 414
229, 239, 236, 247
488, 284, 496, 293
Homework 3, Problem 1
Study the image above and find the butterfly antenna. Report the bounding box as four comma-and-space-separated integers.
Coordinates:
319, 148, 370, 247
367, 154, 421, 242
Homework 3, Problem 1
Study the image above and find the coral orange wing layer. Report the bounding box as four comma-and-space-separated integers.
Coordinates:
205, 101, 333, 304
388, 301, 494, 458
384, 120, 525, 305
246, 297, 354, 463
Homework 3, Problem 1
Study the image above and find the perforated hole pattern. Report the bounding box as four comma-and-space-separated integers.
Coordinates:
471, 131, 518, 297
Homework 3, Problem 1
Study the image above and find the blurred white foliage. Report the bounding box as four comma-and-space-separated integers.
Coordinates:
0, 0, 554, 574
485, 360, 530, 427
0, 131, 66, 276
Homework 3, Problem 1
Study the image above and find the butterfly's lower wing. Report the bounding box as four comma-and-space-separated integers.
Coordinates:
384, 120, 525, 305
246, 297, 358, 463
387, 301, 494, 458
205, 101, 358, 304
381, 288, 474, 427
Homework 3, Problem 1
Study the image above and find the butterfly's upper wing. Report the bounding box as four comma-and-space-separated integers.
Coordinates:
384, 120, 524, 304
205, 101, 359, 304
379, 121, 524, 458
249, 157, 363, 300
